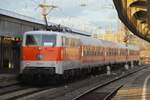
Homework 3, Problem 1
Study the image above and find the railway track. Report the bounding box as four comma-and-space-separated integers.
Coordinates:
71, 66, 147, 100
0, 82, 19, 89
0, 85, 53, 100
0, 66, 146, 100
103, 85, 123, 100
0, 84, 27, 95
15, 65, 145, 100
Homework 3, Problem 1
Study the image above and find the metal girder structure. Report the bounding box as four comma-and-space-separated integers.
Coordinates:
113, 0, 150, 42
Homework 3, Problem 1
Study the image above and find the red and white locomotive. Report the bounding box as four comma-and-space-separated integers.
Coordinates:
20, 31, 139, 83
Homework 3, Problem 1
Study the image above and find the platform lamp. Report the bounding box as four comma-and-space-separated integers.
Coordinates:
123, 29, 130, 70
39, 0, 57, 30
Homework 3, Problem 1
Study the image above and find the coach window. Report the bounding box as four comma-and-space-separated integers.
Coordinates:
95, 47, 97, 56
96, 47, 98, 56
113, 48, 115, 56
83, 49, 86, 56
95, 48, 97, 56
85, 50, 87, 56
120, 50, 122, 56
82, 46, 85, 56
83, 46, 86, 56
70, 38, 74, 47
62, 36, 65, 46
108, 48, 110, 56
113, 49, 115, 56
121, 49, 123, 56
99, 48, 101, 56
67, 38, 71, 47
86, 47, 88, 56
70, 39, 72, 47
107, 49, 110, 56
115, 49, 117, 56
107, 49, 109, 56
121, 51, 123, 56
93, 47, 95, 56
86, 46, 88, 56
111, 49, 113, 56
109, 48, 110, 55
96, 47, 99, 56
100, 48, 102, 56
102, 49, 104, 56
88, 47, 90, 56
64, 37, 68, 47
116, 49, 118, 55
71, 39, 74, 47
113, 49, 114, 56
102, 48, 104, 56
92, 47, 94, 56
97, 47, 99, 55
109, 49, 111, 56
112, 48, 114, 56
74, 39, 80, 47
122, 50, 124, 56
88, 47, 91, 56
110, 49, 112, 56
84, 46, 87, 56
93, 48, 95, 56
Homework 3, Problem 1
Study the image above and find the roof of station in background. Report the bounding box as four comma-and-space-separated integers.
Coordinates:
0, 8, 91, 36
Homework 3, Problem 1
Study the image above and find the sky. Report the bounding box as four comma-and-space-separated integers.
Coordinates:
0, 0, 120, 34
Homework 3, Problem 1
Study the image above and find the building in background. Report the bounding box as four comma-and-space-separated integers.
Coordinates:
92, 22, 150, 64
92, 23, 150, 48
0, 8, 49, 73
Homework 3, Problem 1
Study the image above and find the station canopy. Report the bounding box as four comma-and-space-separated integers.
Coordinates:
113, 0, 150, 42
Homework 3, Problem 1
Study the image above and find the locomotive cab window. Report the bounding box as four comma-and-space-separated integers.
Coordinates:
26, 34, 41, 46
42, 35, 56, 46
25, 34, 56, 46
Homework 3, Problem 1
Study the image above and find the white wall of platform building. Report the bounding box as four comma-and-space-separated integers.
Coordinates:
0, 16, 44, 37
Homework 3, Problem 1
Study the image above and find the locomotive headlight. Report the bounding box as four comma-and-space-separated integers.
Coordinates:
25, 62, 30, 65
36, 54, 44, 60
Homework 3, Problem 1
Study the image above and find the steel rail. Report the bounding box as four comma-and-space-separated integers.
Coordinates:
72, 66, 146, 100
103, 85, 123, 100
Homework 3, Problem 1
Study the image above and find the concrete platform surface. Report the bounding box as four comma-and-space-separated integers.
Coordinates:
113, 66, 150, 100
0, 74, 17, 87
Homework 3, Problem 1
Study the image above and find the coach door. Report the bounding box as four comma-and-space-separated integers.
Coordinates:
0, 36, 21, 73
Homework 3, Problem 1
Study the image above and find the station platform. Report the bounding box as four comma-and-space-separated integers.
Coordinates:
0, 74, 16, 81
0, 74, 17, 87
112, 66, 150, 100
